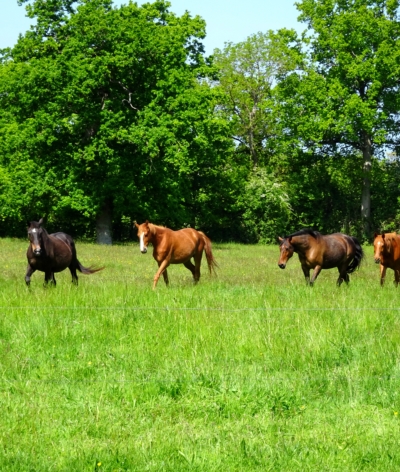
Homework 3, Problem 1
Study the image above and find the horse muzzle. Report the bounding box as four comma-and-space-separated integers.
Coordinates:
374, 258, 381, 264
141, 247, 148, 254
33, 249, 42, 256
278, 263, 286, 269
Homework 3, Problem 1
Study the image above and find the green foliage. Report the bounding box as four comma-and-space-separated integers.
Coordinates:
213, 30, 302, 168
0, 0, 236, 237
277, 0, 400, 238
238, 168, 292, 243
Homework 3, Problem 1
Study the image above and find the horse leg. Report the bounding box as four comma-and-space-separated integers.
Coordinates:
162, 268, 169, 286
301, 265, 311, 285
184, 260, 197, 283
154, 260, 170, 289
44, 271, 56, 287
193, 251, 203, 283
380, 265, 386, 287
69, 265, 79, 285
337, 265, 349, 286
25, 265, 35, 286
394, 269, 400, 287
310, 265, 322, 286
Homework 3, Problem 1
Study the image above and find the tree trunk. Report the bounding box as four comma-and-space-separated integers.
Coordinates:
361, 133, 372, 240
96, 199, 112, 245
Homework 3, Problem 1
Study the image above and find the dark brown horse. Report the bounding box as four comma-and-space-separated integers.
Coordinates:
26, 218, 104, 286
134, 221, 218, 289
278, 229, 363, 286
373, 232, 400, 286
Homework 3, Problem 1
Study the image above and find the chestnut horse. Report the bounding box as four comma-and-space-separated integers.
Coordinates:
373, 232, 400, 286
26, 218, 104, 286
278, 229, 363, 286
134, 221, 218, 289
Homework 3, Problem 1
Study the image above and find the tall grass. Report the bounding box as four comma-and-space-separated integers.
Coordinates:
1, 238, 400, 471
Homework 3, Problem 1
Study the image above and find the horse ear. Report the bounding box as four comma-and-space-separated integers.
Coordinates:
288, 236, 292, 243
133, 221, 139, 228
145, 219, 149, 225
278, 237, 283, 243
382, 233, 385, 239
38, 217, 44, 226
374, 232, 378, 239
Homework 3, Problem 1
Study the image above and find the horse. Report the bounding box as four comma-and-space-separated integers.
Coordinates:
278, 229, 364, 286
373, 232, 400, 286
25, 218, 104, 286
134, 220, 218, 289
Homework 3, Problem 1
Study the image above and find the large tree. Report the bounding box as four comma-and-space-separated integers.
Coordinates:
0, 0, 234, 241
213, 30, 301, 169
279, 0, 400, 238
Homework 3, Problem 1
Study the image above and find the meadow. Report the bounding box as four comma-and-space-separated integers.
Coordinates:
1, 238, 400, 471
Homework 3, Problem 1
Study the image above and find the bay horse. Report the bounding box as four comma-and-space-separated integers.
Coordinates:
278, 229, 363, 286
26, 218, 104, 286
373, 232, 400, 286
134, 221, 218, 289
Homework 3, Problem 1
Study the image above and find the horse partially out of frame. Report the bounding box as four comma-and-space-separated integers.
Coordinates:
278, 229, 364, 286
134, 220, 218, 289
25, 218, 104, 286
373, 232, 400, 286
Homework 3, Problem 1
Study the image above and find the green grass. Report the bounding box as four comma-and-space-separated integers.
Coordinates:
1, 238, 400, 471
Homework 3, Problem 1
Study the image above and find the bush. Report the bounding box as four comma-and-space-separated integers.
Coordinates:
238, 168, 292, 243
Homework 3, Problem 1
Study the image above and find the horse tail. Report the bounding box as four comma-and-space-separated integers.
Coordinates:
346, 236, 364, 274
199, 232, 219, 275
77, 260, 105, 275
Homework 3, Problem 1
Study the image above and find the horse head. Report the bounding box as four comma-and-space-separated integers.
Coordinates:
278, 236, 294, 269
374, 232, 392, 264
134, 220, 152, 254
27, 218, 45, 256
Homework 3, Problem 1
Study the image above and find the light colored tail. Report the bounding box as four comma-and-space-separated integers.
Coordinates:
199, 232, 219, 275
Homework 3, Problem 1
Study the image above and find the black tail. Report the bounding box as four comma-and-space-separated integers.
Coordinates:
347, 237, 364, 274
77, 260, 105, 275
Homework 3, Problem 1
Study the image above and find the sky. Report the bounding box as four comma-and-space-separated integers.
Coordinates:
0, 0, 304, 54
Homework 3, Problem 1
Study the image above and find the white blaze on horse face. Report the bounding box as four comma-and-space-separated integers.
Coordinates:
32, 228, 37, 233
374, 240, 383, 262
140, 232, 147, 253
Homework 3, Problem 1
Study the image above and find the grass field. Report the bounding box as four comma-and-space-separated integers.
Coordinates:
1, 238, 400, 471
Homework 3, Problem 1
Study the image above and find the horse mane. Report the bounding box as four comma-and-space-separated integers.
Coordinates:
148, 223, 166, 231
285, 229, 321, 240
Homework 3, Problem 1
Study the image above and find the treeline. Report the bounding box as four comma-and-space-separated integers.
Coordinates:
1, 0, 400, 243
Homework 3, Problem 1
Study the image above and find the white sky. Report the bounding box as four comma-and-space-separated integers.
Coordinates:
1, 0, 304, 54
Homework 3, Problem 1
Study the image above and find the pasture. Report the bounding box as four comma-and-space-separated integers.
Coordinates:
1, 238, 400, 471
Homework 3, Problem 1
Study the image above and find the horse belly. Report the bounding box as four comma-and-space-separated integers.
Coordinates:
51, 252, 72, 272
322, 239, 348, 268
170, 249, 196, 264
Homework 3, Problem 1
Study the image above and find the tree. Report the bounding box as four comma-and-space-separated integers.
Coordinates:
279, 0, 400, 238
213, 30, 301, 168
0, 0, 235, 241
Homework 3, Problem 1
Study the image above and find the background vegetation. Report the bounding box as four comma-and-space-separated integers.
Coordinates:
1, 239, 400, 470
1, 0, 400, 242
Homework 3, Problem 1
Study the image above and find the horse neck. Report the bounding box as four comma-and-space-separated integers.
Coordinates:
40, 228, 52, 254
384, 234, 399, 256
148, 224, 165, 248
291, 234, 313, 253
